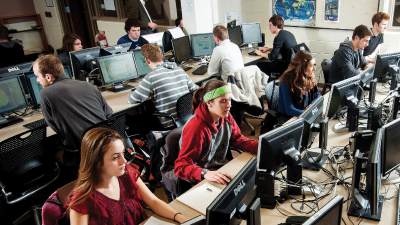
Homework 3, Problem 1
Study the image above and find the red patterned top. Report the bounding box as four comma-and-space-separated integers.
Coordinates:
70, 164, 146, 225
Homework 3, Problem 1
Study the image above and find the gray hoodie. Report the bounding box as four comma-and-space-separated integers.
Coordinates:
329, 41, 367, 83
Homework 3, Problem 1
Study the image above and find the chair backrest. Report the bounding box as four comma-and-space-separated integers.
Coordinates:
0, 126, 46, 182
290, 43, 311, 60
321, 59, 332, 84
265, 80, 279, 111
176, 91, 194, 124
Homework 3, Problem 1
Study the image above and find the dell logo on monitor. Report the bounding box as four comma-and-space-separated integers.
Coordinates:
311, 107, 318, 115
234, 180, 246, 196
8, 66, 20, 72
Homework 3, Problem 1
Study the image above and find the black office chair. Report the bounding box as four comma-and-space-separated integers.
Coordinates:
290, 43, 311, 60
0, 126, 60, 224
84, 113, 151, 175
321, 59, 333, 94
175, 91, 194, 127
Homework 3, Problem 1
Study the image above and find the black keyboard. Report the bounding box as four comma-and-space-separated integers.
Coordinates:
192, 65, 208, 75
397, 185, 400, 225
0, 116, 23, 129
23, 119, 47, 129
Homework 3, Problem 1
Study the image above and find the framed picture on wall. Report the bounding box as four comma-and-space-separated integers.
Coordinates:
324, 0, 339, 22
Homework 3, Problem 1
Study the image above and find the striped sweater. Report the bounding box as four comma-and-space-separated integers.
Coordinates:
128, 62, 197, 126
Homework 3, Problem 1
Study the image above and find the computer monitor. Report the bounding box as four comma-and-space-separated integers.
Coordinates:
381, 117, 400, 176
172, 36, 192, 64
302, 196, 343, 225
25, 72, 43, 108
132, 49, 151, 77
69, 47, 101, 80
142, 32, 164, 48
256, 118, 304, 208
299, 96, 328, 170
100, 43, 131, 56
359, 66, 375, 87
0, 61, 32, 78
373, 52, 400, 82
228, 25, 243, 47
326, 75, 362, 131
348, 129, 383, 221
0, 76, 28, 115
241, 23, 262, 45
97, 53, 138, 92
190, 33, 216, 57
206, 157, 260, 225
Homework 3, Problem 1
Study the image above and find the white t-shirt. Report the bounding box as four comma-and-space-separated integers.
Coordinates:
207, 39, 244, 77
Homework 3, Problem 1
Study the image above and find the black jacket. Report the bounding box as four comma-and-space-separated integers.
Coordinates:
268, 29, 297, 66
329, 41, 367, 83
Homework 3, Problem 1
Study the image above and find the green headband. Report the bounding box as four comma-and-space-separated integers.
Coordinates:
203, 85, 232, 102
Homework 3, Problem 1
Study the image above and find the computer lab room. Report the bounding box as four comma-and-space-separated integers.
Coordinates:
1, 0, 400, 224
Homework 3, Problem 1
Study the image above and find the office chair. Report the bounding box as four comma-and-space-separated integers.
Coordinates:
0, 126, 60, 224
321, 59, 333, 94
175, 91, 194, 127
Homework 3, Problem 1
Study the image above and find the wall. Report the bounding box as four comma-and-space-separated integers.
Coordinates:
33, 0, 64, 50
0, 0, 35, 18
96, 20, 126, 46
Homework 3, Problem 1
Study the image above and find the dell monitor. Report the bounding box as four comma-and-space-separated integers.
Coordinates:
228, 26, 243, 47
132, 49, 151, 77
172, 36, 192, 64
256, 118, 304, 208
373, 51, 400, 82
381, 117, 400, 176
227, 19, 236, 29
241, 23, 262, 46
206, 157, 260, 225
100, 43, 131, 56
326, 74, 362, 131
303, 196, 343, 225
0, 61, 32, 78
69, 47, 101, 80
97, 53, 138, 92
142, 32, 165, 48
25, 72, 43, 108
348, 129, 383, 221
0, 76, 28, 127
299, 95, 328, 170
190, 33, 216, 57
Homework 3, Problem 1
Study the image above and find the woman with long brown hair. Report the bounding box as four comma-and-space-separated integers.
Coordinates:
174, 80, 258, 185
68, 127, 186, 225
278, 50, 320, 117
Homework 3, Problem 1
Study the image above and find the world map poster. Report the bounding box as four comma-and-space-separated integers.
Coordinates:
273, 0, 316, 26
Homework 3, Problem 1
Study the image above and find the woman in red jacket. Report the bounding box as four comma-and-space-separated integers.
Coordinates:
174, 80, 258, 185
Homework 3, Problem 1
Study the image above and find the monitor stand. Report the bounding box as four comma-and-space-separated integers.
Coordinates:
109, 82, 134, 92
301, 118, 329, 171
0, 115, 24, 129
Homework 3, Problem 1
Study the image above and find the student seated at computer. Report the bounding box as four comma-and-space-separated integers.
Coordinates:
117, 18, 149, 50
0, 24, 24, 68
174, 80, 258, 185
278, 51, 320, 118
255, 15, 297, 77
128, 44, 197, 127
58, 33, 83, 66
207, 25, 244, 77
329, 25, 372, 83
33, 55, 113, 163
68, 127, 186, 225
363, 12, 390, 63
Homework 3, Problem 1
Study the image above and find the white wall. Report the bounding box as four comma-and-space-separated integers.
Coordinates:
96, 20, 126, 46
181, 0, 213, 34
33, 0, 64, 50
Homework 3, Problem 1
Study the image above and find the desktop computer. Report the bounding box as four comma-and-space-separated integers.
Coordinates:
172, 36, 192, 64
190, 33, 216, 58
132, 49, 151, 77
0, 75, 28, 128
97, 53, 138, 92
302, 196, 343, 225
228, 26, 243, 47
70, 47, 101, 81
241, 23, 262, 47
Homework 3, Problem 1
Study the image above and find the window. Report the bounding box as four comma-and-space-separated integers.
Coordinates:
392, 0, 400, 27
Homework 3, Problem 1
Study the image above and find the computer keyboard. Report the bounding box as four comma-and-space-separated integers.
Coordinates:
192, 65, 208, 75
23, 118, 47, 129
248, 50, 258, 56
397, 185, 400, 225
0, 115, 23, 129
